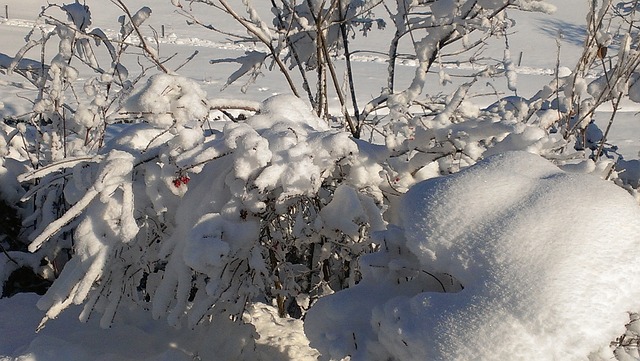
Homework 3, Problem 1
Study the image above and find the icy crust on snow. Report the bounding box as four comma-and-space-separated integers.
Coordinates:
306, 151, 640, 360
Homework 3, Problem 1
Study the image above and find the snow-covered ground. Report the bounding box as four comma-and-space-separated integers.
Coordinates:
2, 0, 640, 360
0, 292, 318, 361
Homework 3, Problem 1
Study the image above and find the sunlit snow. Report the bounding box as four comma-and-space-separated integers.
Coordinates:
306, 151, 640, 360
2, 0, 640, 360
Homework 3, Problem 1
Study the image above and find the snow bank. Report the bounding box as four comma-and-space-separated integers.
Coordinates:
306, 151, 640, 360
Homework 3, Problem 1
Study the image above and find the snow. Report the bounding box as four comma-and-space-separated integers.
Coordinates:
2, 0, 640, 360
125, 74, 209, 129
0, 293, 317, 361
306, 151, 640, 360
61, 2, 91, 31
183, 213, 232, 274
319, 185, 371, 238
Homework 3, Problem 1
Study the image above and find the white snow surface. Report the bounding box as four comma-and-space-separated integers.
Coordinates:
306, 151, 640, 360
0, 293, 319, 361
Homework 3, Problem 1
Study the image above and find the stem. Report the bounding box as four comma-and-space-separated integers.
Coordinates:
275, 0, 316, 107
312, 2, 326, 118
338, 0, 361, 137
594, 92, 623, 161
318, 29, 358, 136
112, 0, 170, 74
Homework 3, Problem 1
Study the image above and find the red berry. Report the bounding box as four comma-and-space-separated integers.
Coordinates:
172, 175, 190, 188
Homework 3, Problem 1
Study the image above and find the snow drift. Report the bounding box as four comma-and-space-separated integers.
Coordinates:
305, 151, 640, 360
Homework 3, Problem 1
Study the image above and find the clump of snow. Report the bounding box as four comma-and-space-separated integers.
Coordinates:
124, 74, 209, 129
515, 0, 557, 13
61, 1, 91, 31
249, 94, 328, 132
319, 185, 372, 238
183, 213, 232, 275
244, 303, 320, 361
503, 49, 517, 92
306, 151, 640, 360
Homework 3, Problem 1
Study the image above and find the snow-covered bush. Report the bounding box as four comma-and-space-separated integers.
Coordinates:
25, 72, 385, 337
491, 0, 640, 166
306, 151, 640, 360
0, 0, 384, 340
376, 0, 640, 198
183, 0, 640, 192
187, 0, 615, 196
181, 0, 558, 141
0, 0, 174, 297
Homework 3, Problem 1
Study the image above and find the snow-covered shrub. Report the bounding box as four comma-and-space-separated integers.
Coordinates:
189, 0, 582, 200
24, 69, 384, 338
189, 0, 640, 195
5, 1, 164, 160
306, 151, 640, 360
373, 0, 640, 196
0, 1, 169, 296
515, 0, 640, 164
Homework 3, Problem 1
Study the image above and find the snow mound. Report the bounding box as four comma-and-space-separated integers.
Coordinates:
248, 94, 329, 132
306, 151, 640, 360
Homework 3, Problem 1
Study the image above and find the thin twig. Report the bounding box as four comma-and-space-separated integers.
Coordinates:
338, 0, 361, 137
317, 17, 357, 136
111, 0, 170, 73
174, 50, 199, 72
0, 241, 20, 266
